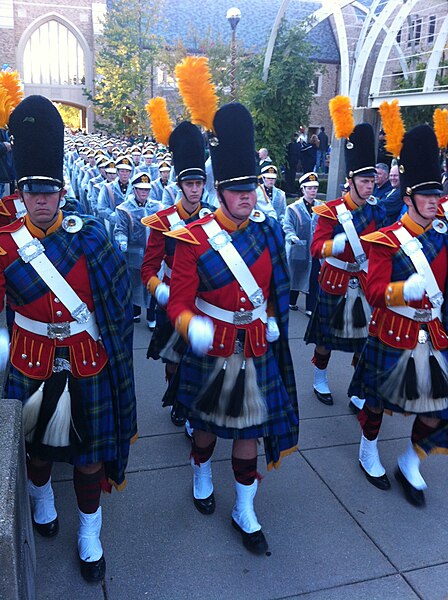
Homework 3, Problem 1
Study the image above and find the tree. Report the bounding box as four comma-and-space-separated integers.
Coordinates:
84, 0, 162, 137
55, 103, 81, 130
238, 20, 320, 169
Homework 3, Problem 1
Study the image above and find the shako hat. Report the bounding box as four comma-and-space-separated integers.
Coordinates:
344, 123, 376, 179
9, 95, 64, 193
399, 125, 442, 197
209, 103, 258, 191
261, 165, 278, 179
131, 172, 151, 189
169, 121, 206, 183
299, 172, 319, 187
158, 161, 171, 172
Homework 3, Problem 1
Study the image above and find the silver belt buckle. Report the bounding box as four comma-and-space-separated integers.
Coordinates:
233, 311, 253, 325
47, 322, 71, 340
249, 288, 264, 308
418, 329, 428, 344
429, 292, 443, 308
72, 302, 91, 324
413, 309, 431, 323
337, 211, 352, 224
354, 252, 367, 267
18, 239, 45, 263
346, 262, 360, 273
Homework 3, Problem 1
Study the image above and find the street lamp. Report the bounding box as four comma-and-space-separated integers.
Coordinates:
226, 7, 241, 101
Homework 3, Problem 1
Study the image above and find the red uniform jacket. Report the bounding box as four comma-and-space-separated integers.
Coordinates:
0, 214, 108, 379
311, 194, 383, 296
166, 208, 274, 358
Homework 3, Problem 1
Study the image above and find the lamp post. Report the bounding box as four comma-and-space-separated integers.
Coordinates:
226, 7, 241, 101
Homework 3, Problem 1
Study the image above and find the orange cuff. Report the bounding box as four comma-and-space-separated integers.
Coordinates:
385, 281, 406, 306
175, 309, 195, 341
147, 276, 162, 296
321, 240, 334, 259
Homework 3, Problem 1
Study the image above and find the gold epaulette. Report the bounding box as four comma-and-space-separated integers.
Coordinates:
0, 199, 12, 218
0, 217, 25, 234
361, 230, 398, 248
163, 227, 201, 245
312, 203, 337, 219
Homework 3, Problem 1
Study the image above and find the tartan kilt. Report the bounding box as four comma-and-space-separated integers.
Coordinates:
177, 345, 299, 467
147, 307, 174, 361
304, 287, 367, 353
6, 354, 129, 470
348, 334, 448, 420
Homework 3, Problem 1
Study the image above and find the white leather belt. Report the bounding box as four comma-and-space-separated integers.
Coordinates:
195, 298, 267, 325
325, 256, 364, 273
394, 226, 444, 308
15, 312, 100, 341
167, 210, 185, 231
335, 203, 368, 271
388, 306, 441, 323
201, 219, 265, 308
13, 198, 26, 219
11, 225, 92, 324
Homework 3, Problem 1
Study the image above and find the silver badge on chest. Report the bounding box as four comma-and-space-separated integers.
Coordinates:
62, 215, 83, 233
432, 219, 447, 234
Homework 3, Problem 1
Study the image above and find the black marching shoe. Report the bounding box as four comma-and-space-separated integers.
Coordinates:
80, 555, 106, 583
395, 467, 426, 507
232, 520, 268, 555
359, 462, 391, 490
193, 492, 215, 515
33, 517, 59, 537
313, 388, 334, 405
170, 404, 186, 427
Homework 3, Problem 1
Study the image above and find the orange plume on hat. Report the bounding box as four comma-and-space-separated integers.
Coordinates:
145, 97, 173, 146
433, 108, 448, 150
378, 99, 405, 158
175, 56, 218, 132
329, 95, 355, 139
0, 70, 23, 129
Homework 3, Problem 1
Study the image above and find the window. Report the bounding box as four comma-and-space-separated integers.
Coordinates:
23, 20, 85, 85
428, 15, 436, 44
396, 28, 402, 44
313, 74, 322, 97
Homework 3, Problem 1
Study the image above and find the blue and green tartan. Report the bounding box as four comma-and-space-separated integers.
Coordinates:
4, 213, 137, 487
177, 216, 299, 467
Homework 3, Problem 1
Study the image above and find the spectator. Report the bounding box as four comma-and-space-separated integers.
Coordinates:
373, 162, 392, 200
300, 134, 318, 174
315, 126, 329, 173
379, 163, 403, 222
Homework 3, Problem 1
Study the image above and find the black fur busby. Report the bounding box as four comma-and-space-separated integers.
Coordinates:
169, 121, 206, 182
345, 123, 376, 179
399, 125, 442, 197
9, 95, 64, 193
209, 103, 258, 191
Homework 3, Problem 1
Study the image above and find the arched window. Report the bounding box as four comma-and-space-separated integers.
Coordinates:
23, 20, 85, 85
